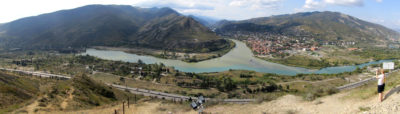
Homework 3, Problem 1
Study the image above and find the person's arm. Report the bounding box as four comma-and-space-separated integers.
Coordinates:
376, 70, 379, 79
383, 71, 386, 83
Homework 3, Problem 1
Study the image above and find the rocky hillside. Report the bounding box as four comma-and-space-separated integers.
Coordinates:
0, 5, 230, 53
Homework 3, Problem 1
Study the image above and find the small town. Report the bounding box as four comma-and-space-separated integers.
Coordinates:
231, 32, 318, 56
227, 32, 359, 56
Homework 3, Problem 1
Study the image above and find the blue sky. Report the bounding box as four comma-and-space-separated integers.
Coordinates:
0, 0, 399, 29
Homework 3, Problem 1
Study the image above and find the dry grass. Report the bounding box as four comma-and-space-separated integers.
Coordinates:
91, 72, 222, 97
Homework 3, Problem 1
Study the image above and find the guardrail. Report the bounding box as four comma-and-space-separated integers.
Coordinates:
336, 69, 399, 90
110, 84, 256, 103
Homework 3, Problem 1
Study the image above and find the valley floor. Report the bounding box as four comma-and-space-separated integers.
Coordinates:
14, 69, 399, 114
91, 39, 235, 63
25, 86, 400, 114
3, 67, 399, 114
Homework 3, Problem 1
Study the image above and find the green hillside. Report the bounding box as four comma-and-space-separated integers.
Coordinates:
215, 11, 400, 46
0, 5, 230, 53
0, 71, 139, 113
0, 72, 41, 113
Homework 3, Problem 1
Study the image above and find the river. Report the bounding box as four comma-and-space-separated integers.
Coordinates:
82, 39, 392, 75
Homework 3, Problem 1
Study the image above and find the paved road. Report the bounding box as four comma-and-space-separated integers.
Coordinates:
110, 84, 256, 103
0, 68, 71, 80
0, 68, 255, 103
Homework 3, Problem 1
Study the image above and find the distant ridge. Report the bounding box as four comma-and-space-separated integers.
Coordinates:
214, 11, 400, 46
0, 5, 230, 52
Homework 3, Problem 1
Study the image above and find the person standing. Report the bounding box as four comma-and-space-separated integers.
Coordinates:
376, 69, 385, 102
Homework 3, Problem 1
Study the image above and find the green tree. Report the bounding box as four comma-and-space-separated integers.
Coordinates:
138, 59, 144, 65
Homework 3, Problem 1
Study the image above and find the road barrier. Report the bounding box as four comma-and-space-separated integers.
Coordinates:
336, 69, 399, 90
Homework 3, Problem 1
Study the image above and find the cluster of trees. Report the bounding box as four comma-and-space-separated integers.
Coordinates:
11, 60, 31, 66
239, 73, 253, 78
74, 55, 167, 81
175, 73, 283, 93
243, 83, 280, 94
176, 76, 237, 92
352, 48, 400, 60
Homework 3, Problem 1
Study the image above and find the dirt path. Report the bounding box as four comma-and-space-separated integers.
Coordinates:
25, 100, 39, 114
204, 93, 362, 114
33, 102, 197, 114
24, 85, 400, 114
203, 86, 400, 114
364, 85, 400, 113
60, 87, 74, 109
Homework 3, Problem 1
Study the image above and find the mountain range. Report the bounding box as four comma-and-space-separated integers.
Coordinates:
0, 5, 230, 52
0, 5, 399, 52
214, 11, 400, 46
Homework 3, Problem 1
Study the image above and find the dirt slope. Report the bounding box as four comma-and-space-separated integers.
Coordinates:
30, 86, 400, 114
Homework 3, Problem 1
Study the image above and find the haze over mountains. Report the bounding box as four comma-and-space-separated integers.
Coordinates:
0, 5, 399, 52
189, 15, 219, 27
0, 5, 230, 52
396, 28, 400, 33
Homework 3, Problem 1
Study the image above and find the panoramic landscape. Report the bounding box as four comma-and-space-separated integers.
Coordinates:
1, 0, 400, 114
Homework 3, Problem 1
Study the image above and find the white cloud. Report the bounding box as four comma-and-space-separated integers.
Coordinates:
367, 18, 385, 24
137, 0, 214, 10
0, 0, 146, 23
228, 0, 281, 10
396, 20, 400, 26
300, 0, 364, 11
229, 0, 246, 7
324, 0, 363, 6
300, 0, 384, 11
0, 0, 286, 23
135, 0, 284, 20
303, 0, 322, 9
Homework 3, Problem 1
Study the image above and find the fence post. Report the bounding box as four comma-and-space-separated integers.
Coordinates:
128, 97, 130, 108
123, 101, 125, 114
